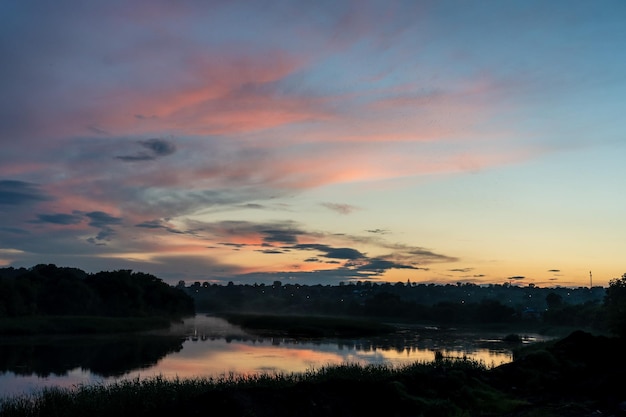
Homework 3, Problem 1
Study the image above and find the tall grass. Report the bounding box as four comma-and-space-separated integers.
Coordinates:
0, 358, 499, 417
1, 375, 213, 417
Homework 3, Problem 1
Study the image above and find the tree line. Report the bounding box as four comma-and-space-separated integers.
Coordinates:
3, 264, 626, 337
0, 264, 194, 318
183, 275, 626, 335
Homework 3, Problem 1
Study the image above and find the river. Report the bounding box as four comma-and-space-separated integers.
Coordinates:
0, 315, 550, 398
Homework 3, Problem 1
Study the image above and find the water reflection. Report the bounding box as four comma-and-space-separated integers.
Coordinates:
0, 315, 546, 398
171, 315, 535, 369
0, 335, 185, 378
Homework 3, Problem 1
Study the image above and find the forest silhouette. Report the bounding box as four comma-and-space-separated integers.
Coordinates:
0, 264, 194, 321
184, 278, 608, 332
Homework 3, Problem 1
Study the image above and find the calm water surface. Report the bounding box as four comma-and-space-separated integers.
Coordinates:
0, 315, 549, 398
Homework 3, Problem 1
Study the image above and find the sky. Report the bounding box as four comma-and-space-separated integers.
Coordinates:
1, 1, 625, 287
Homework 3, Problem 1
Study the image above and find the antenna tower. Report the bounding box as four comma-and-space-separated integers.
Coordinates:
589, 271, 592, 288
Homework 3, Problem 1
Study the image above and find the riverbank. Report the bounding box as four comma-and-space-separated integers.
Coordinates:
0, 316, 173, 336
218, 311, 598, 341
1, 330, 624, 417
0, 358, 517, 417
219, 313, 396, 338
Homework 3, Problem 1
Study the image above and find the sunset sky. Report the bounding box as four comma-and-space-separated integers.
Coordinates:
1, 1, 625, 287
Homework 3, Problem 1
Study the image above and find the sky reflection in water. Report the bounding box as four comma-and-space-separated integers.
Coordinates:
0, 316, 538, 398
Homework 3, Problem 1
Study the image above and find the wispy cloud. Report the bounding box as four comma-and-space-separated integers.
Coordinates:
2, 1, 624, 285
0, 180, 51, 206
84, 211, 123, 243
507, 276, 526, 281
321, 202, 359, 215
116, 138, 177, 162
449, 268, 474, 273
293, 244, 365, 260
35, 213, 83, 225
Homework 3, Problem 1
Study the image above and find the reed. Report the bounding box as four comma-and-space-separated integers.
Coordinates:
0, 358, 502, 417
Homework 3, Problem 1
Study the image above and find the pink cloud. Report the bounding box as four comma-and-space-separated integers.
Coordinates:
0, 162, 48, 177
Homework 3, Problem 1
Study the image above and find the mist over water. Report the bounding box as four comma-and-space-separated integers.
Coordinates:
0, 315, 548, 398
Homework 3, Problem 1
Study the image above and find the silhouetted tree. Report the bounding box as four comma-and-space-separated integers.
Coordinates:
0, 265, 194, 319
546, 292, 563, 309
363, 292, 406, 317
604, 273, 626, 337
474, 299, 516, 323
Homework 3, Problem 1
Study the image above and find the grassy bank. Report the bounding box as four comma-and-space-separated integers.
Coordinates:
219, 313, 396, 337
0, 316, 172, 336
3, 330, 624, 416
0, 359, 520, 417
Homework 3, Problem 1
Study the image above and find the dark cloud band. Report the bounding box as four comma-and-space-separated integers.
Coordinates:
116, 138, 176, 162
0, 180, 50, 205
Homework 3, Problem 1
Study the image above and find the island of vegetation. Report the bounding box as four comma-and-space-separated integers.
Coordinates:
2, 266, 626, 416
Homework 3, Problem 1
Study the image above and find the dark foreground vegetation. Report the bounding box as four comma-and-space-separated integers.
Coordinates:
1, 330, 625, 417
0, 264, 194, 334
